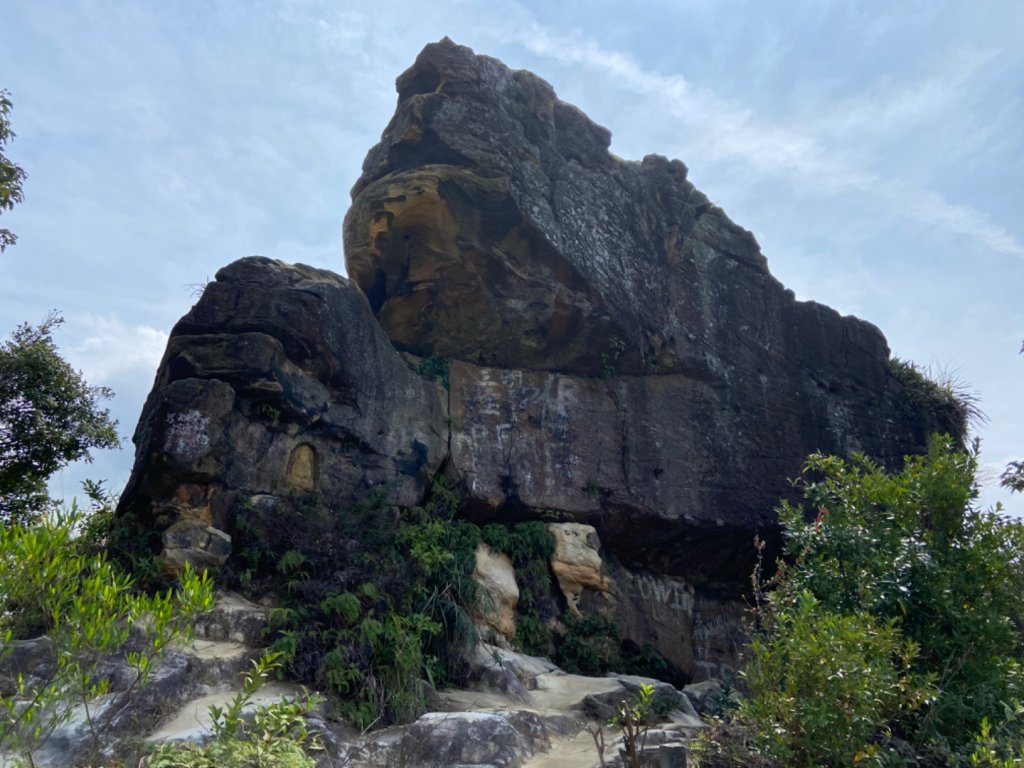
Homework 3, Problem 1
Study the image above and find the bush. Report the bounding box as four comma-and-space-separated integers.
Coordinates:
0, 503, 214, 764
232, 480, 484, 730
743, 591, 927, 767
556, 612, 622, 676
148, 738, 313, 768
737, 435, 1024, 764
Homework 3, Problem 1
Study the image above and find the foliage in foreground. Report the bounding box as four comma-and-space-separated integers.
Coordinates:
0, 502, 214, 765
743, 590, 927, 766
695, 435, 1024, 767
147, 652, 322, 768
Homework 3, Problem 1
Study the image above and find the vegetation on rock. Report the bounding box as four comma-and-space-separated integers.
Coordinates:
230, 480, 507, 729
0, 498, 213, 765
229, 478, 673, 732
148, 651, 322, 768
416, 352, 450, 388
889, 357, 979, 442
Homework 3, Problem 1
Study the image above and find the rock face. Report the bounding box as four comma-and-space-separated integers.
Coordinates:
548, 523, 609, 615
344, 38, 961, 588
118, 257, 448, 560
474, 544, 520, 637
0, 593, 274, 768
117, 39, 962, 683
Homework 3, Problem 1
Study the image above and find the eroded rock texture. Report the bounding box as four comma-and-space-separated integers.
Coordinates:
118, 39, 961, 682
118, 257, 448, 568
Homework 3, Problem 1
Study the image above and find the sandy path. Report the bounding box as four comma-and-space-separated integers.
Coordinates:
525, 728, 603, 768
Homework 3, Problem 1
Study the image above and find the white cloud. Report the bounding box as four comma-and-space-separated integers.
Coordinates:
809, 47, 1001, 144
65, 315, 168, 386
882, 182, 1024, 257
497, 22, 1024, 259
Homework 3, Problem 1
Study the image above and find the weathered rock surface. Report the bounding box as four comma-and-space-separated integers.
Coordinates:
2, 594, 707, 768
117, 257, 448, 551
345, 710, 550, 768
548, 523, 609, 615
474, 543, 521, 637
0, 593, 268, 767
345, 39, 960, 577
116, 39, 962, 684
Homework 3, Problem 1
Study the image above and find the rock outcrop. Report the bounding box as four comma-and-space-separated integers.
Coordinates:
116, 38, 962, 683
0, 594, 283, 768
474, 543, 520, 637
548, 523, 608, 615
344, 38, 960, 588
118, 257, 448, 573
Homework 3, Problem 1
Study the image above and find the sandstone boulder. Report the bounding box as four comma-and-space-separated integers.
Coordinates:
548, 523, 608, 614
116, 40, 963, 684
474, 543, 520, 637
117, 257, 448, 559
345, 709, 550, 768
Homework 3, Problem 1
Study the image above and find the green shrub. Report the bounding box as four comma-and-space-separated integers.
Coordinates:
148, 738, 314, 768
743, 591, 927, 767
612, 681, 655, 768
551, 611, 670, 681
148, 652, 321, 768
230, 480, 485, 730
416, 353, 450, 388
556, 612, 622, 676
0, 504, 214, 764
514, 613, 553, 658
480, 523, 513, 555
741, 435, 1024, 764
480, 522, 558, 657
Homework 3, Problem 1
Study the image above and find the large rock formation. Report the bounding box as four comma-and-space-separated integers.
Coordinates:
116, 39, 961, 683
118, 257, 448, 570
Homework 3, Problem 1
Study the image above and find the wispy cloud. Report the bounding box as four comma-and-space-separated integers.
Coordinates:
498, 22, 1024, 259
809, 47, 1001, 143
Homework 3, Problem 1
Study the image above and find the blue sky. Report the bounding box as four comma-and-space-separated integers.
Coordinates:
1, 0, 1021, 514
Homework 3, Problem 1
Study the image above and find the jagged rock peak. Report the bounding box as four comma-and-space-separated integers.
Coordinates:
346, 38, 779, 376
355, 36, 616, 191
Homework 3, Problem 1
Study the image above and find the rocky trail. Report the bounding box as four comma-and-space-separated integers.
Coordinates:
2, 592, 711, 767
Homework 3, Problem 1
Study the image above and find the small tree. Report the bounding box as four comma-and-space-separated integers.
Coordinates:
0, 89, 26, 252
0, 504, 214, 764
0, 312, 119, 524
